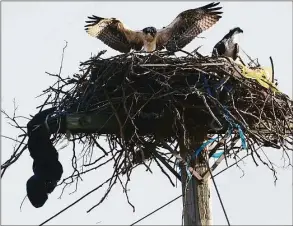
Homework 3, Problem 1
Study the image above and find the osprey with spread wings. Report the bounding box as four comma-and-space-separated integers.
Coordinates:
85, 2, 223, 53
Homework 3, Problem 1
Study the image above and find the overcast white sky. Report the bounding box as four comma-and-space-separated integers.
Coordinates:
1, 1, 292, 225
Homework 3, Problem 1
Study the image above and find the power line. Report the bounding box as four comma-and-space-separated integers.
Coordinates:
39, 175, 115, 226
130, 194, 182, 226
129, 151, 263, 225
129, 159, 236, 225
40, 153, 240, 226
204, 157, 231, 226
213, 154, 250, 177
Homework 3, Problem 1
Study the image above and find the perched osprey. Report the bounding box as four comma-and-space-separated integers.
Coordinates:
212, 27, 243, 60
85, 2, 222, 53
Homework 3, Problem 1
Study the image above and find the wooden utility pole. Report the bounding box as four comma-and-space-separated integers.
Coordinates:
179, 130, 212, 226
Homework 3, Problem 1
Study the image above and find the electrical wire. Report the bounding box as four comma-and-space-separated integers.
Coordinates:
39, 174, 116, 226
129, 157, 239, 226
130, 195, 182, 226
204, 157, 231, 226
40, 152, 247, 226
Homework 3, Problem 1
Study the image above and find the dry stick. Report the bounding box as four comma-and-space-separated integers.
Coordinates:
201, 95, 222, 128
252, 140, 278, 183
114, 148, 135, 212
1, 137, 27, 178
86, 169, 120, 213
153, 156, 176, 187
83, 150, 112, 167
260, 148, 278, 184
58, 155, 116, 186
120, 75, 141, 180
2, 91, 57, 177
116, 174, 135, 212
230, 93, 249, 127
1, 135, 24, 144
257, 94, 270, 126
69, 140, 83, 189
209, 93, 279, 147
90, 134, 108, 156
213, 154, 250, 177
150, 148, 181, 181
241, 47, 260, 67
1, 109, 27, 134
269, 56, 275, 83
270, 97, 282, 133
50, 41, 69, 104
104, 89, 131, 180
247, 139, 259, 167
274, 100, 293, 135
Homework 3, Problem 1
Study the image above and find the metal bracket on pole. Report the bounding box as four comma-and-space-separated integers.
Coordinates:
188, 166, 203, 181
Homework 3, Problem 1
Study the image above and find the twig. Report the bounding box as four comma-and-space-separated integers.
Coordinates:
269, 56, 275, 83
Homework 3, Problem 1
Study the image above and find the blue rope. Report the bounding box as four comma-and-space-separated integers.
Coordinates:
183, 104, 248, 179
212, 151, 224, 158
236, 124, 247, 149
223, 107, 247, 150
192, 136, 218, 159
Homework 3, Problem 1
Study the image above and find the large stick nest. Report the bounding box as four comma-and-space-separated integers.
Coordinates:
45, 50, 292, 148
2, 49, 293, 213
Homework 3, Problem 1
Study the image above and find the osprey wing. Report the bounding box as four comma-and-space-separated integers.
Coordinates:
85, 16, 143, 53
212, 40, 226, 56
157, 2, 222, 52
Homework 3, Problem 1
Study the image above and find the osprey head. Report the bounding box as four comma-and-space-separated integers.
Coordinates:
230, 27, 243, 35
142, 27, 157, 37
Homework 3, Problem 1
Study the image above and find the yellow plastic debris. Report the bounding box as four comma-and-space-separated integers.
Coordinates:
238, 64, 280, 93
